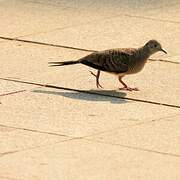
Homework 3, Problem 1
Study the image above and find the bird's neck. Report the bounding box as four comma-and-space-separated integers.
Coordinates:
136, 46, 151, 61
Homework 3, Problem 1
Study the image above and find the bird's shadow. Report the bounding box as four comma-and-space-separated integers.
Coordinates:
33, 89, 127, 104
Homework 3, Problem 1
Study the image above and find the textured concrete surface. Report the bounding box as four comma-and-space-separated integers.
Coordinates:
0, 1, 180, 180
0, 139, 180, 180
22, 15, 179, 61
0, 89, 179, 137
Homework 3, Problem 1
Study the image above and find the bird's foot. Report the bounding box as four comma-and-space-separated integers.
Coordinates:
119, 87, 139, 91
97, 83, 103, 89
89, 71, 97, 77
89, 71, 103, 89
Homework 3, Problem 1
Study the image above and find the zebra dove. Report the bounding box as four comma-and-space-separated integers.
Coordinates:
49, 40, 167, 91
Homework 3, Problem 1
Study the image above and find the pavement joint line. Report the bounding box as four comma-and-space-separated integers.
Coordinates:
16, 14, 122, 39
12, 2, 180, 40
14, 9, 180, 39
0, 136, 82, 158
2, 134, 179, 159
0, 114, 179, 158
0, 36, 95, 52
78, 113, 180, 140
0, 124, 69, 138
0, 36, 179, 65
86, 139, 180, 158
123, 13, 180, 25
0, 77, 180, 109
0, 113, 179, 158
0, 139, 71, 157
143, 2, 180, 12
0, 112, 178, 144
0, 90, 26, 97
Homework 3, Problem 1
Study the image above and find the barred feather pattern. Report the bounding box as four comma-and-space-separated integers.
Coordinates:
79, 47, 150, 75
49, 40, 165, 77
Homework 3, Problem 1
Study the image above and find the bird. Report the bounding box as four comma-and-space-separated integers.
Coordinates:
49, 40, 167, 91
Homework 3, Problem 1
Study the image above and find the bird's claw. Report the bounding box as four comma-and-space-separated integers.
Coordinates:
97, 83, 103, 89
89, 70, 103, 89
89, 71, 97, 77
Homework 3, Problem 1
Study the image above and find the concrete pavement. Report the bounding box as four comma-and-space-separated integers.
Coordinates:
0, 1, 180, 180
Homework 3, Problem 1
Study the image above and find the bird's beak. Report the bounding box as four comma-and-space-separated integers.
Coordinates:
160, 48, 167, 54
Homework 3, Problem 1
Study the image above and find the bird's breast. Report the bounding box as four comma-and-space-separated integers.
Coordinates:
127, 58, 148, 74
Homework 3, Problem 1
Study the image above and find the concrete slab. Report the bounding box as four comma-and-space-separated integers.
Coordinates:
19, 0, 180, 23
1, 1, 179, 59
0, 139, 179, 180
0, 1, 179, 179
1, 1, 179, 62
87, 115, 180, 156
0, 0, 129, 38
0, 0, 67, 37
19, 1, 180, 63
143, 2, 180, 22
0, 88, 179, 137
22, 15, 180, 63
0, 124, 68, 157
0, 41, 87, 80
0, 42, 39, 95
0, 81, 34, 96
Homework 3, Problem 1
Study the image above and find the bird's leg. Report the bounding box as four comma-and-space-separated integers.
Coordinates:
89, 70, 103, 88
118, 76, 139, 91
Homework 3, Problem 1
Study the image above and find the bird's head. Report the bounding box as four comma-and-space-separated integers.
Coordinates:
145, 40, 167, 55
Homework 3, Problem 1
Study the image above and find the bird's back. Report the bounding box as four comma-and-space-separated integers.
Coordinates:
79, 47, 148, 75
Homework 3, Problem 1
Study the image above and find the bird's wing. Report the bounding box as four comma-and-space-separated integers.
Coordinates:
79, 49, 134, 73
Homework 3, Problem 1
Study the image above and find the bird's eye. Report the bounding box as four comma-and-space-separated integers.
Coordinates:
154, 44, 157, 48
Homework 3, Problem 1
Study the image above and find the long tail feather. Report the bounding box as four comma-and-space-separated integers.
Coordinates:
49, 60, 80, 66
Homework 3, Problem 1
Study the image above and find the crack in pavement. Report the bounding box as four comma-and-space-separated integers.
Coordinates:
0, 124, 69, 138
80, 113, 180, 140
0, 36, 95, 52
0, 77, 180, 109
14, 6, 180, 39
123, 13, 180, 25
0, 36, 179, 65
0, 90, 26, 97
0, 90, 26, 104
0, 112, 179, 141
0, 113, 179, 158
6, 0, 180, 44
86, 139, 180, 158
0, 137, 81, 158
15, 13, 125, 39
1, 134, 180, 159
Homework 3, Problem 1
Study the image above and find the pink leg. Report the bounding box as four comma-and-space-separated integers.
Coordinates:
118, 76, 139, 91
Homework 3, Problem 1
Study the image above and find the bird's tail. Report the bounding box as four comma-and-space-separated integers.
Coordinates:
49, 60, 80, 67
